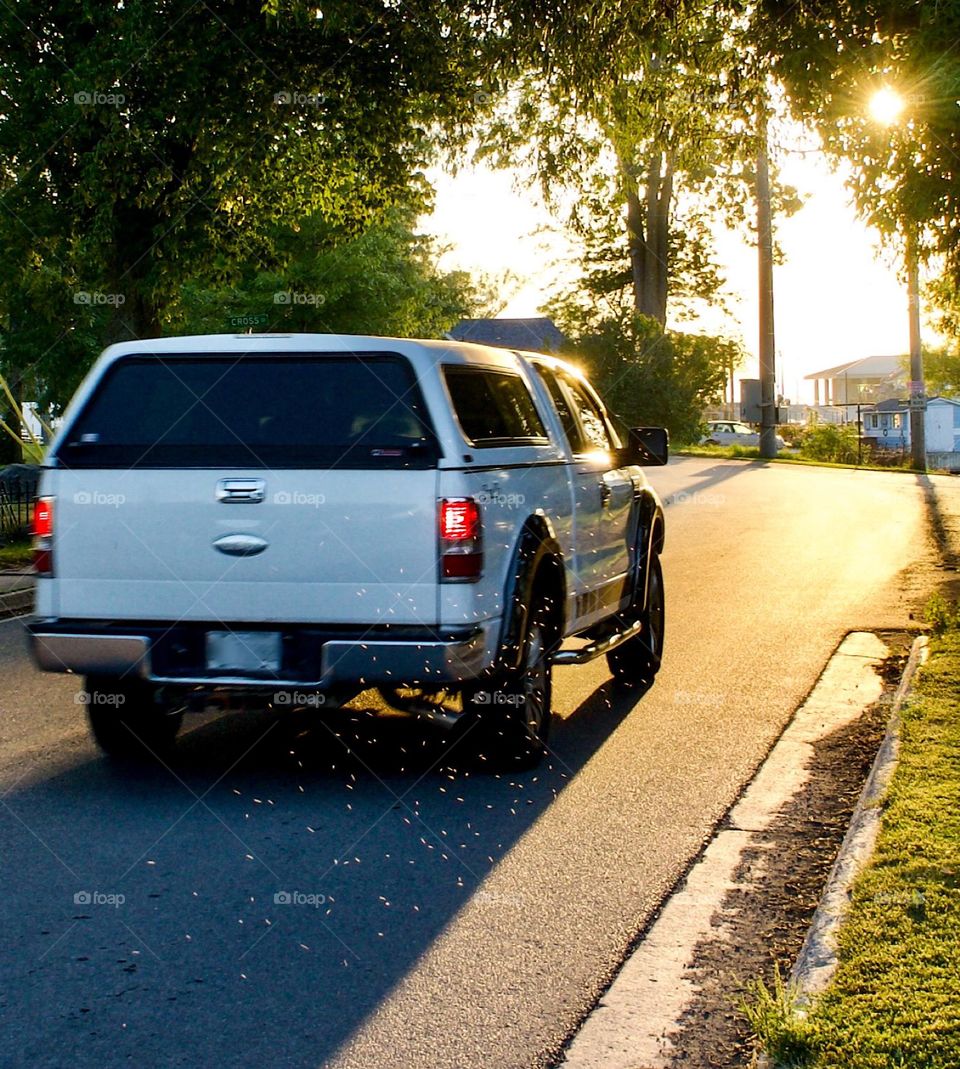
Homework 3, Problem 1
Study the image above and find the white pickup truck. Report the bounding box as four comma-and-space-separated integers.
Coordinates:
27, 334, 666, 769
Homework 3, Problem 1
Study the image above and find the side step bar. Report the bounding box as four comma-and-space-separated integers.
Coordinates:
551, 616, 644, 666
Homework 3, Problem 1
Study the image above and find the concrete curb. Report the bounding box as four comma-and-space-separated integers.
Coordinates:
561, 631, 894, 1069
757, 633, 928, 1068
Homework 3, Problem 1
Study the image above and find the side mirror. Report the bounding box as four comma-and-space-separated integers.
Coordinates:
626, 426, 669, 466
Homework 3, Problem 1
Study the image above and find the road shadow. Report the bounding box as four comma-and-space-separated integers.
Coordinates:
0, 676, 651, 1069
663, 458, 767, 506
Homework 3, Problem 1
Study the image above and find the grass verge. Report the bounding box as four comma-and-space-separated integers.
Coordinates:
0, 538, 32, 568
745, 629, 960, 1067
674, 444, 916, 473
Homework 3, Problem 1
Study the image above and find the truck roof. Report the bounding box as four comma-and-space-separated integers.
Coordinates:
98, 334, 586, 376
100, 333, 513, 363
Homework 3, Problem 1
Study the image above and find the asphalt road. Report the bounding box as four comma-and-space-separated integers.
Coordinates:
0, 458, 948, 1068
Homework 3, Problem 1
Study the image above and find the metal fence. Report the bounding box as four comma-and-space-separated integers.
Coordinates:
0, 483, 34, 537
0, 466, 40, 538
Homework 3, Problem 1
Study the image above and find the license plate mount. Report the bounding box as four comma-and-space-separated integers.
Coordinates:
205, 631, 282, 673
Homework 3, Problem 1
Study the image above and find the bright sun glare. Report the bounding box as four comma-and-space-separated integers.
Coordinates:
869, 87, 906, 125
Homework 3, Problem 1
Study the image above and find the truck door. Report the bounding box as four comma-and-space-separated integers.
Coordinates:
534, 367, 634, 629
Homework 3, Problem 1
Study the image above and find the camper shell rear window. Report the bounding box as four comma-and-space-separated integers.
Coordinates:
56, 353, 439, 469
443, 365, 548, 447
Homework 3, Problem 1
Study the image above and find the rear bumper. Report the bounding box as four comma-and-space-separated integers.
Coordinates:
25, 619, 493, 689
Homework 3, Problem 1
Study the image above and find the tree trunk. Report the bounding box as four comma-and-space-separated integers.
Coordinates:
0, 369, 24, 465
622, 146, 673, 327
653, 154, 673, 324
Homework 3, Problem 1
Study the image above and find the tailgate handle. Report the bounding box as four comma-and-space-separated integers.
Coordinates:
217, 479, 265, 504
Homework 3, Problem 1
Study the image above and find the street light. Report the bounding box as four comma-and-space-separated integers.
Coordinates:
868, 87, 926, 471
868, 87, 906, 126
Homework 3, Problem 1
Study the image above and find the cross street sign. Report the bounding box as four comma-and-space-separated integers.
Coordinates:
229, 313, 269, 331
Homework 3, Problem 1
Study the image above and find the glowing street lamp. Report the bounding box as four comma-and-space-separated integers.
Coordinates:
868, 87, 906, 126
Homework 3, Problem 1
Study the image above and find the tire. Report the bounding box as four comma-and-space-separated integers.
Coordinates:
84, 676, 183, 760
607, 553, 665, 688
463, 596, 554, 771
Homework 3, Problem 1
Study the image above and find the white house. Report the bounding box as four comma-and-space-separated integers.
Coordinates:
862, 396, 960, 469
805, 355, 905, 410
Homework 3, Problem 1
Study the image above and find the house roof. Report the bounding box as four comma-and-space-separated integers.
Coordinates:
448, 317, 568, 353
874, 395, 960, 412
804, 354, 905, 380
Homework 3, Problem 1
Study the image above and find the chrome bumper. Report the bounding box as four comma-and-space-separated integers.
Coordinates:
27, 624, 491, 688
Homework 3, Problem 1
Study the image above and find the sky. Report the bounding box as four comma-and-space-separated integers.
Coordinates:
424, 137, 922, 406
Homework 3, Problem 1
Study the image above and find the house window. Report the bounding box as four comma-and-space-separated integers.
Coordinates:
869, 414, 879, 429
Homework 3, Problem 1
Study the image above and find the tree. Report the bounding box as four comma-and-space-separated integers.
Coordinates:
762, 0, 960, 272
171, 209, 491, 338
549, 300, 740, 443
0, 0, 487, 413
929, 273, 960, 346
478, 4, 756, 327
476, 0, 806, 335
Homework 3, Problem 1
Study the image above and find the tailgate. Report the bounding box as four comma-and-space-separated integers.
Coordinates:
51, 469, 439, 624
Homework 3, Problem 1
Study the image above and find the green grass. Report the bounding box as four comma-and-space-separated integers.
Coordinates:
746, 632, 960, 1067
674, 444, 916, 473
0, 538, 32, 568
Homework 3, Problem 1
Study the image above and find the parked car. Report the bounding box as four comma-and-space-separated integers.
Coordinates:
701, 420, 786, 450
27, 334, 668, 770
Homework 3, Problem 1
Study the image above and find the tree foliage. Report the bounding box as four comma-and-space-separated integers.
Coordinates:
0, 0, 488, 413
171, 209, 490, 339
550, 300, 740, 443
798, 422, 859, 465
763, 0, 960, 271
475, 1, 804, 333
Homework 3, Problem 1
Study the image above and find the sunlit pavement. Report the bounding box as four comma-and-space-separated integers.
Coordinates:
0, 458, 950, 1069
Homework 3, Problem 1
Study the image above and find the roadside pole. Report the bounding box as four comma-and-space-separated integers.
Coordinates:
756, 113, 778, 459
907, 227, 926, 471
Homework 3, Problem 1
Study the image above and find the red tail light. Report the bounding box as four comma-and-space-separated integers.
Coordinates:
439, 498, 482, 581
33, 496, 54, 576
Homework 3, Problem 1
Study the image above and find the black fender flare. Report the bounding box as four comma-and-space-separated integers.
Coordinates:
495, 515, 566, 674
632, 488, 665, 610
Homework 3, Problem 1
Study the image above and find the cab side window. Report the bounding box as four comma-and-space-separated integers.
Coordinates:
533, 365, 585, 453
558, 373, 615, 454
444, 366, 548, 447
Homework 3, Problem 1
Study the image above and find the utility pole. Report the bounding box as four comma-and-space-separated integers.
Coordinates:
906, 226, 926, 471
756, 111, 778, 459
